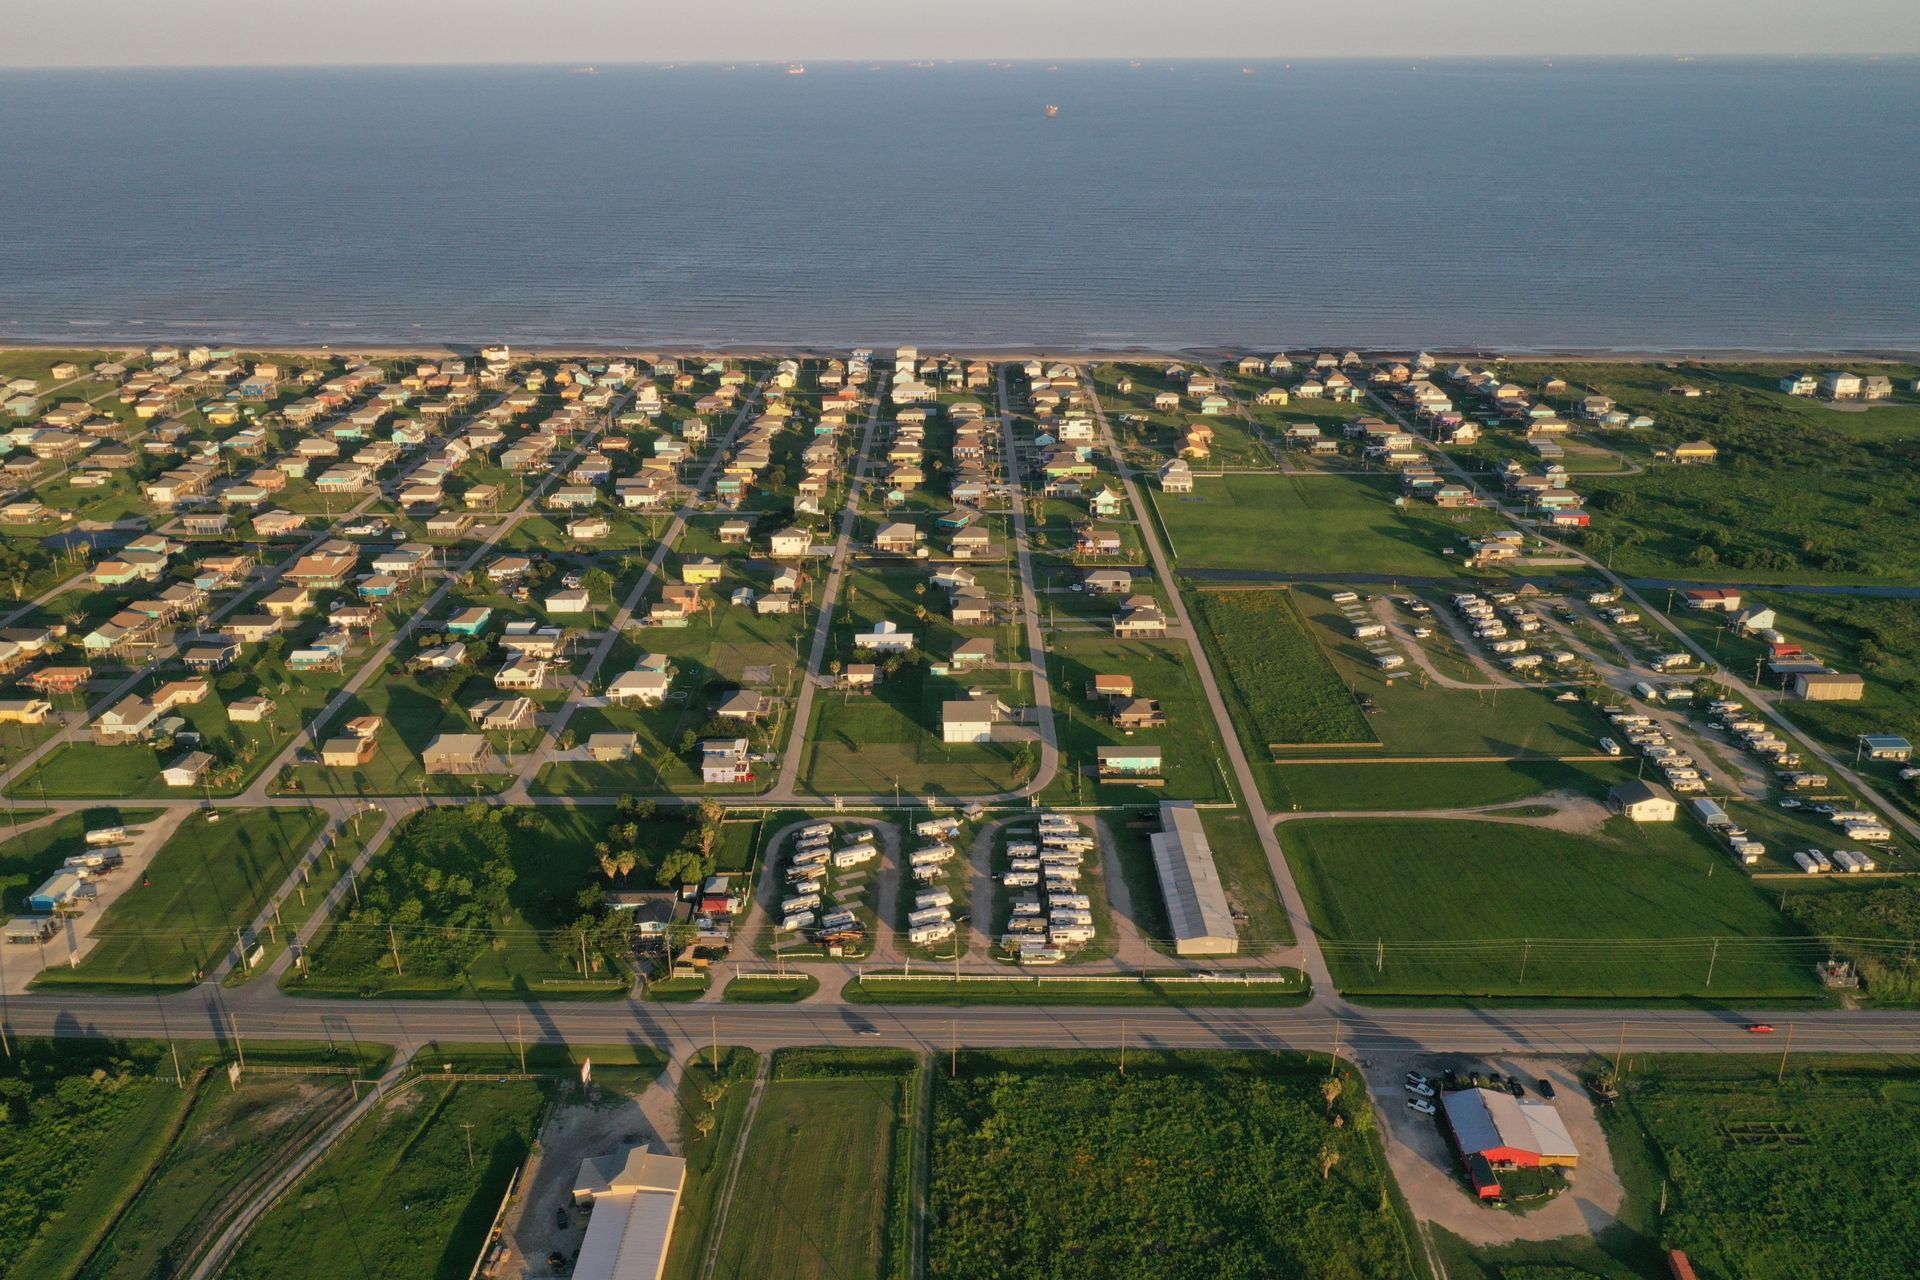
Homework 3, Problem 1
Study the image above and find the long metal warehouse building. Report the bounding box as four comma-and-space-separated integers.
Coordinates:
1149, 801, 1240, 955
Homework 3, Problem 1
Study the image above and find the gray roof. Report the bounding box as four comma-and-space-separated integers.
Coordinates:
1148, 802, 1238, 956
1441, 1088, 1578, 1161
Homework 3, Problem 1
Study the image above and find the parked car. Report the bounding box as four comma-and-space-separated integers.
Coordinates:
1406, 1080, 1436, 1098
1537, 1078, 1556, 1099
1407, 1098, 1436, 1116
1506, 1076, 1525, 1097
556, 1207, 569, 1230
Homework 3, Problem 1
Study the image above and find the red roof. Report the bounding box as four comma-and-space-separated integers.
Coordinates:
1667, 1249, 1699, 1280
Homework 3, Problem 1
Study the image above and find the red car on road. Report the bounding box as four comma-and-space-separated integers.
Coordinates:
1746, 1023, 1776, 1034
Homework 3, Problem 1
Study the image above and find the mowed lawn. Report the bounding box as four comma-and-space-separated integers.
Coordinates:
710, 1054, 915, 1280
1152, 472, 1504, 576
33, 807, 325, 989
1282, 817, 1823, 999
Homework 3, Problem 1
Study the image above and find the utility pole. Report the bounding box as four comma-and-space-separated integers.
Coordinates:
516, 1013, 527, 1075
1329, 1017, 1341, 1076
1777, 1023, 1793, 1083
1519, 938, 1532, 985
1613, 1020, 1626, 1079
1119, 1018, 1127, 1076
950, 1020, 957, 1078
711, 1015, 719, 1072
461, 1122, 476, 1169
1705, 937, 1719, 989
388, 924, 404, 976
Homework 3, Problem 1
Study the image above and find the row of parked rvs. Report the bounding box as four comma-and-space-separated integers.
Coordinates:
778, 821, 879, 942
999, 812, 1095, 963
904, 815, 966, 946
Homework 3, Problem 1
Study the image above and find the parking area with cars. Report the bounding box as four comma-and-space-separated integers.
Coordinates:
1361, 1053, 1628, 1248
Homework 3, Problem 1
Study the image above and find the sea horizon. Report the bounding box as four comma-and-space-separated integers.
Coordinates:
3, 57, 1916, 351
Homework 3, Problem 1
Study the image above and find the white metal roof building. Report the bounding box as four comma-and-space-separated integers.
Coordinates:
1440, 1087, 1579, 1168
571, 1147, 687, 1280
1148, 802, 1239, 955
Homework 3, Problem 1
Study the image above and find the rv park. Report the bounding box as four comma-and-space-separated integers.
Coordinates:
2, 343, 1920, 1279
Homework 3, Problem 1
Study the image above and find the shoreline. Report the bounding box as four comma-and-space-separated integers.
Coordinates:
3, 339, 1918, 364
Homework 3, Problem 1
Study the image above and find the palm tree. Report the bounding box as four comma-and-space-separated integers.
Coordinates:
1322, 1077, 1344, 1114
1319, 1141, 1342, 1181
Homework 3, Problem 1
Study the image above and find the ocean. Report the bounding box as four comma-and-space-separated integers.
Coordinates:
1, 58, 1916, 352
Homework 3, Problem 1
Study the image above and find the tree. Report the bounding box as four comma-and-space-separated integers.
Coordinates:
693, 1111, 716, 1140
701, 1083, 725, 1108
1321, 1077, 1343, 1114
657, 848, 707, 887
1319, 1141, 1342, 1181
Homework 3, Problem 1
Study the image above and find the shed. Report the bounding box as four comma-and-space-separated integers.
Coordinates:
1609, 779, 1677, 822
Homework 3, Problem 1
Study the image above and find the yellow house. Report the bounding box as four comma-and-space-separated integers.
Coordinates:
682, 557, 723, 586
1673, 441, 1718, 464
204, 403, 241, 425
0, 698, 53, 725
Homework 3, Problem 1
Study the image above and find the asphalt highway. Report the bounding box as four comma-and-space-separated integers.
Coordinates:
6, 982, 1917, 1063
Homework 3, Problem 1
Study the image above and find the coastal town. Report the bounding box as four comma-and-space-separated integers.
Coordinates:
3, 341, 1919, 1280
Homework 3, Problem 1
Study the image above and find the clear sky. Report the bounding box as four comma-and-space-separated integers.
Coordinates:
7, 0, 1919, 67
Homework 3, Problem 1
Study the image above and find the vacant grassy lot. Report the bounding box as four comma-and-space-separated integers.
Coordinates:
803, 667, 1031, 797
1152, 471, 1503, 576
710, 1050, 916, 1280
225, 1079, 546, 1280
927, 1050, 1411, 1280
1605, 1055, 1920, 1280
1263, 757, 1637, 812
295, 805, 640, 998
1191, 589, 1374, 747
1782, 881, 1920, 1004
662, 1048, 760, 1280
0, 1038, 378, 1280
1282, 816, 1823, 1000
1523, 361, 1920, 585
34, 808, 325, 990
77, 1073, 357, 1280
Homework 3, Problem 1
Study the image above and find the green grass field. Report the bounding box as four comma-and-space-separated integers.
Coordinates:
1514, 360, 1920, 586
224, 1079, 546, 1280
1190, 589, 1375, 747
75, 1072, 358, 1280
926, 1050, 1412, 1280
662, 1048, 760, 1280
1263, 757, 1637, 812
1604, 1055, 1920, 1280
1282, 816, 1824, 1000
1152, 471, 1504, 576
708, 1051, 916, 1280
33, 808, 325, 990
0, 1038, 381, 1280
